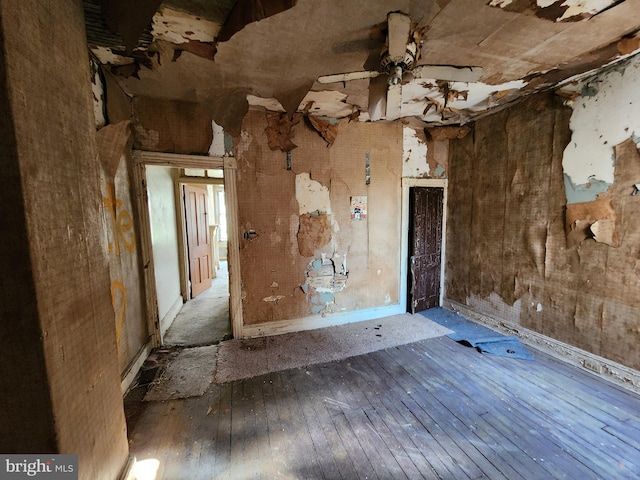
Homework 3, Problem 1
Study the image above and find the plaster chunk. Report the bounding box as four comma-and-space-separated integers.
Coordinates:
543, 0, 618, 21
563, 55, 640, 190
590, 219, 617, 246
304, 256, 347, 294
565, 197, 618, 247
295, 173, 331, 215
302, 91, 353, 118
151, 7, 221, 44
89, 46, 135, 66
263, 295, 286, 302
403, 127, 429, 177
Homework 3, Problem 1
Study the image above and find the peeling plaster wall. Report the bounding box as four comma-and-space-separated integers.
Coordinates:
402, 126, 449, 178
96, 122, 149, 375
563, 54, 640, 203
403, 127, 429, 177
146, 166, 182, 334
236, 110, 402, 324
0, 0, 128, 475
90, 57, 106, 129
447, 92, 640, 371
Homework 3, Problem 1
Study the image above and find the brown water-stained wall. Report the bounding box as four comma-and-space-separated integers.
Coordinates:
0, 0, 129, 476
236, 110, 402, 325
446, 92, 640, 371
133, 96, 213, 154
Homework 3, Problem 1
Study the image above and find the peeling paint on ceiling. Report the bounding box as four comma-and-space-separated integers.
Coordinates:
488, 0, 621, 22
84, 0, 640, 133
151, 7, 221, 44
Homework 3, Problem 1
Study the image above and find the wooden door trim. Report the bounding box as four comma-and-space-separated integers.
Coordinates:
132, 150, 244, 340
400, 178, 448, 311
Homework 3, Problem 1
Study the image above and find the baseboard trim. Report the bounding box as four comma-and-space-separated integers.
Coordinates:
121, 342, 152, 395
160, 294, 184, 337
445, 300, 640, 395
242, 304, 406, 338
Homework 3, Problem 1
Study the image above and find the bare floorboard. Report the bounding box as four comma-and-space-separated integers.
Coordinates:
127, 336, 640, 479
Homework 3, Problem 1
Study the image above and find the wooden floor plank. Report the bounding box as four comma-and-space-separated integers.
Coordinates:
381, 346, 535, 480
320, 360, 414, 480
362, 351, 478, 479
277, 369, 326, 479
421, 338, 638, 478
126, 335, 640, 480
316, 362, 383, 480
390, 341, 595, 480
212, 383, 232, 479
420, 340, 618, 473
375, 349, 505, 480
348, 354, 442, 479
289, 366, 353, 480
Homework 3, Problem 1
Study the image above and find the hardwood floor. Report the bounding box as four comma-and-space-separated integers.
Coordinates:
126, 336, 640, 479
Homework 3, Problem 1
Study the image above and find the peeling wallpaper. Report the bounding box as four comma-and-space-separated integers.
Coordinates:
447, 92, 640, 372
563, 54, 640, 203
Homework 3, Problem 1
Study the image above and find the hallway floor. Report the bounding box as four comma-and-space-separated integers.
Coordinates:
163, 261, 231, 347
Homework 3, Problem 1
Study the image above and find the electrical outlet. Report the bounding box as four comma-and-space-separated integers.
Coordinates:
582, 359, 603, 374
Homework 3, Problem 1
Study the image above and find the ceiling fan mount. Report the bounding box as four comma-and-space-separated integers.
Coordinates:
317, 11, 482, 121
379, 11, 418, 87
380, 39, 418, 86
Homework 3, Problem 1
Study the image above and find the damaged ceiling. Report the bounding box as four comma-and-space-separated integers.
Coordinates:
86, 0, 640, 135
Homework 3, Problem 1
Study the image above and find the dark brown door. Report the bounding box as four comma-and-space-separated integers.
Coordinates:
184, 184, 212, 298
408, 187, 443, 313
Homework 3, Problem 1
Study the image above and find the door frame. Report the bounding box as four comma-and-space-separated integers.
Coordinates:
400, 178, 448, 311
132, 150, 244, 343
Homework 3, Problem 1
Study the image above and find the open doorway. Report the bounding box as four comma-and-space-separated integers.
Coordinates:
134, 150, 243, 346
144, 162, 233, 348
164, 171, 232, 347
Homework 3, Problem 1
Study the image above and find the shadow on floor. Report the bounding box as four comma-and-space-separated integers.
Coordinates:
163, 260, 232, 347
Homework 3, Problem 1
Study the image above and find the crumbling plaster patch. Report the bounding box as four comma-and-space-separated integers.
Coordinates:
208, 121, 225, 157
89, 46, 135, 66
538, 0, 618, 21
401, 79, 527, 124
295, 172, 331, 215
302, 254, 348, 314
151, 7, 220, 44
563, 54, 640, 203
91, 59, 106, 129
247, 90, 358, 119
489, 0, 618, 21
402, 127, 429, 177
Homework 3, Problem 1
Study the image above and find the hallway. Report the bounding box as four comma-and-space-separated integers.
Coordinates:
163, 261, 232, 347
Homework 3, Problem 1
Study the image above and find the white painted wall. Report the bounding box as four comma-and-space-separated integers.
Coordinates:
146, 166, 182, 330
563, 54, 640, 202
